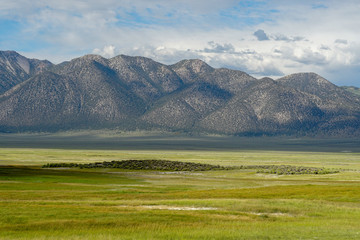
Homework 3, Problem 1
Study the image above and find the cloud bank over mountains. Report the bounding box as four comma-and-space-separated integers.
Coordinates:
0, 0, 359, 86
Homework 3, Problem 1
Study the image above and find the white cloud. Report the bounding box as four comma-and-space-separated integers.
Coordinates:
202, 42, 236, 53
0, 0, 360, 86
335, 39, 348, 45
93, 45, 116, 58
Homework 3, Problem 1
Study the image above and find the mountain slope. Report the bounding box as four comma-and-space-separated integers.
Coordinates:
142, 82, 232, 130
0, 51, 360, 136
0, 51, 52, 94
276, 73, 360, 136
109, 55, 184, 102
277, 73, 360, 112
341, 86, 360, 96
197, 78, 324, 135
0, 72, 81, 130
0, 56, 146, 131
170, 59, 214, 84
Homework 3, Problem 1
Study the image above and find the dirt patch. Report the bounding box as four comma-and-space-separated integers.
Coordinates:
248, 212, 292, 217
142, 205, 217, 211
116, 205, 217, 211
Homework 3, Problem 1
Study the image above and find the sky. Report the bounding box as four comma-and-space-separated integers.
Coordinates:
0, 0, 359, 86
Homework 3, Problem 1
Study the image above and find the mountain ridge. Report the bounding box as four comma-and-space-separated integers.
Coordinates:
0, 50, 359, 136
0, 51, 53, 94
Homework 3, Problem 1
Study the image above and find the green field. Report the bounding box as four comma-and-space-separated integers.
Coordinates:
1, 135, 360, 239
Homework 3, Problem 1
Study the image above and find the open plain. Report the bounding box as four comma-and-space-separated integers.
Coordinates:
1, 134, 360, 239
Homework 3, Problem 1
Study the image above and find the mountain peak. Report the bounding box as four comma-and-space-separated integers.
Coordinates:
277, 72, 360, 113
0, 50, 21, 57
276, 72, 336, 96
172, 59, 213, 72
75, 54, 107, 62
277, 72, 333, 87
259, 77, 274, 81
170, 59, 214, 84
1, 51, 360, 136
0, 51, 53, 94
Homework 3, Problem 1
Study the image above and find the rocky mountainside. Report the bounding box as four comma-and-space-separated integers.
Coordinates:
341, 86, 360, 96
0, 51, 52, 94
0, 50, 359, 136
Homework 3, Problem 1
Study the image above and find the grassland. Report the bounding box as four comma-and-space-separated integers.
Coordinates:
0, 135, 360, 239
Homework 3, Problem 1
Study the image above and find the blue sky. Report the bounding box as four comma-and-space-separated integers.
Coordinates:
1, 0, 359, 86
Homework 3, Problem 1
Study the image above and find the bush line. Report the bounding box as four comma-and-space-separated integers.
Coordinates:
42, 160, 339, 175
42, 160, 230, 171
242, 165, 339, 175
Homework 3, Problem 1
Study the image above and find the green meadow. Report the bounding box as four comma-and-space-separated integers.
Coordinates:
0, 135, 360, 239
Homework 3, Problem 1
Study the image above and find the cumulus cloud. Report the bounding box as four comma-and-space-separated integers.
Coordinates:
335, 39, 348, 45
202, 41, 235, 53
272, 34, 305, 42
272, 45, 330, 66
254, 29, 269, 41
93, 45, 116, 58
127, 45, 202, 64
1, 0, 360, 86
320, 45, 331, 51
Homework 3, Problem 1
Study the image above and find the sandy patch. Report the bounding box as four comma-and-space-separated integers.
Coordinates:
0, 180, 21, 183
116, 205, 217, 211
157, 171, 204, 176
142, 205, 217, 210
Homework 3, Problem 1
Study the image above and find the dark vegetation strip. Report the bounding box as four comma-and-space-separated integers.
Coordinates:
241, 165, 340, 175
42, 160, 339, 174
42, 160, 230, 171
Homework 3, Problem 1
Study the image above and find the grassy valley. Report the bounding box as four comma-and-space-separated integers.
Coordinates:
1, 2, 360, 239
1, 135, 360, 239
342, 86, 360, 96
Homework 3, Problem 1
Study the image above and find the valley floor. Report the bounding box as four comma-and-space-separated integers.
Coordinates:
0, 136, 360, 239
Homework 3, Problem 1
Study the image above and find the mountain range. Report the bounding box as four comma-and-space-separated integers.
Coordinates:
1, 50, 360, 136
